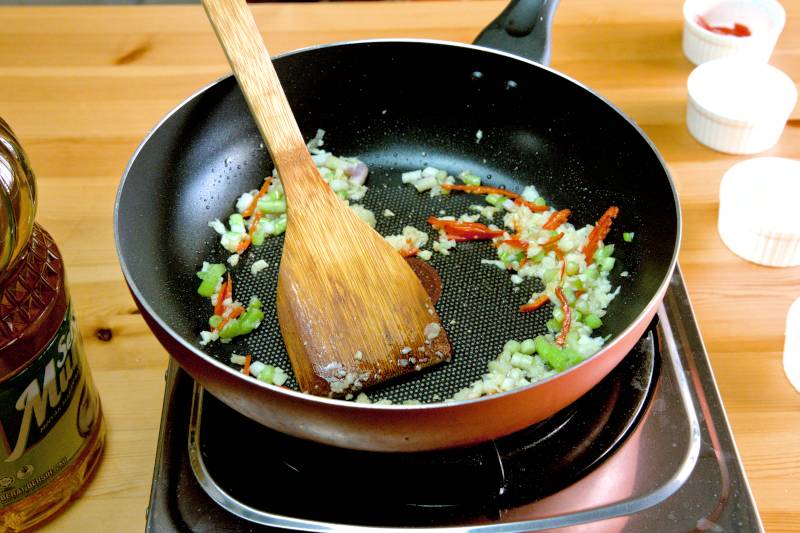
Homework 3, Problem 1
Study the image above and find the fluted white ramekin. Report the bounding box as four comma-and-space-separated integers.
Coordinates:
784, 296, 800, 392
683, 0, 785, 65
687, 58, 797, 154
718, 157, 800, 267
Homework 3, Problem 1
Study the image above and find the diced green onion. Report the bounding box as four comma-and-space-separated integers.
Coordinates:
413, 176, 438, 192
485, 194, 505, 207
219, 299, 265, 340
563, 262, 578, 276
534, 336, 584, 372
208, 315, 222, 329
510, 352, 534, 370
503, 340, 522, 355
623, 232, 634, 242
600, 256, 616, 272
585, 264, 600, 281
534, 197, 547, 206
543, 268, 560, 284
546, 319, 561, 332
272, 215, 287, 235
196, 263, 226, 297
251, 223, 268, 246
499, 250, 524, 264
258, 364, 275, 383
552, 307, 565, 322
584, 314, 603, 329
520, 338, 536, 355
459, 171, 482, 186
529, 249, 546, 263
594, 243, 615, 260
257, 198, 287, 214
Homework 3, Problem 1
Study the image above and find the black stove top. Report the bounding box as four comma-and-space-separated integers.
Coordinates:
146, 269, 763, 532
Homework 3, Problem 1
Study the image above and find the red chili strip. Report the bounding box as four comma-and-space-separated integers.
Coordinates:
440, 183, 549, 212
513, 197, 549, 213
215, 305, 244, 333
519, 294, 550, 313
213, 273, 232, 317
555, 287, 571, 347
498, 238, 529, 251
428, 216, 504, 241
541, 232, 565, 250
583, 206, 619, 265
542, 209, 571, 230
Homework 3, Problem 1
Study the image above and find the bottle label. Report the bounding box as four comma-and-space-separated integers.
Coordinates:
0, 303, 100, 507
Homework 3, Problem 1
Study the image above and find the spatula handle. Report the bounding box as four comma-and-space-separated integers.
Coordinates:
202, 0, 319, 198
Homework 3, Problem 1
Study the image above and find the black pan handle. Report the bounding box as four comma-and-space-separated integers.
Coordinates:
473, 0, 560, 66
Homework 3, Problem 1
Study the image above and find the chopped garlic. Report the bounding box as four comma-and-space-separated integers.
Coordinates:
251, 259, 268, 275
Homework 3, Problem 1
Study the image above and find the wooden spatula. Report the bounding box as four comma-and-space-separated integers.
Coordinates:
202, 0, 451, 397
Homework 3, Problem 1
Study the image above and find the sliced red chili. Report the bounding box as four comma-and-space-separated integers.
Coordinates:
519, 294, 550, 313
542, 209, 571, 230
513, 197, 549, 213
428, 216, 504, 241
583, 206, 619, 265
555, 287, 571, 347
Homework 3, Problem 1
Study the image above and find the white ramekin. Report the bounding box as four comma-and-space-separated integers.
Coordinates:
683, 0, 786, 65
785, 296, 800, 392
718, 157, 800, 267
687, 58, 797, 154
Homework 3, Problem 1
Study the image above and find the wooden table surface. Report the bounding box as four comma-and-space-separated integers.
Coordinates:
1, 1, 797, 531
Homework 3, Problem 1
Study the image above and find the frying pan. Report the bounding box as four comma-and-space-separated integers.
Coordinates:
114, 0, 680, 451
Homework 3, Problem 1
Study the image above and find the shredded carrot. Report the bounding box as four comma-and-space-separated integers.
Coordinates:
400, 247, 419, 258
542, 209, 572, 230
575, 290, 585, 299
513, 197, 549, 213
236, 235, 251, 254
541, 232, 565, 249
583, 206, 620, 265
440, 183, 549, 212
560, 257, 567, 282
241, 177, 273, 218
242, 354, 252, 376
215, 305, 244, 333
497, 238, 529, 251
236, 211, 263, 254
519, 294, 550, 313
213, 274, 231, 317
555, 287, 571, 347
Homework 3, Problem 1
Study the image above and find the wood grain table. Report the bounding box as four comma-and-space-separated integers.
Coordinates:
0, 1, 797, 531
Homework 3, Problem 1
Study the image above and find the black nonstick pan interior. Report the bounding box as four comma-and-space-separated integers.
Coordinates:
116, 41, 678, 403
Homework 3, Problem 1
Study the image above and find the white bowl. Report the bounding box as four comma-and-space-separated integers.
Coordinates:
687, 58, 797, 154
718, 157, 800, 267
785, 297, 800, 392
683, 0, 786, 65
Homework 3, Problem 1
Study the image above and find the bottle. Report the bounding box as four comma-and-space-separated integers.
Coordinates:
0, 117, 104, 531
